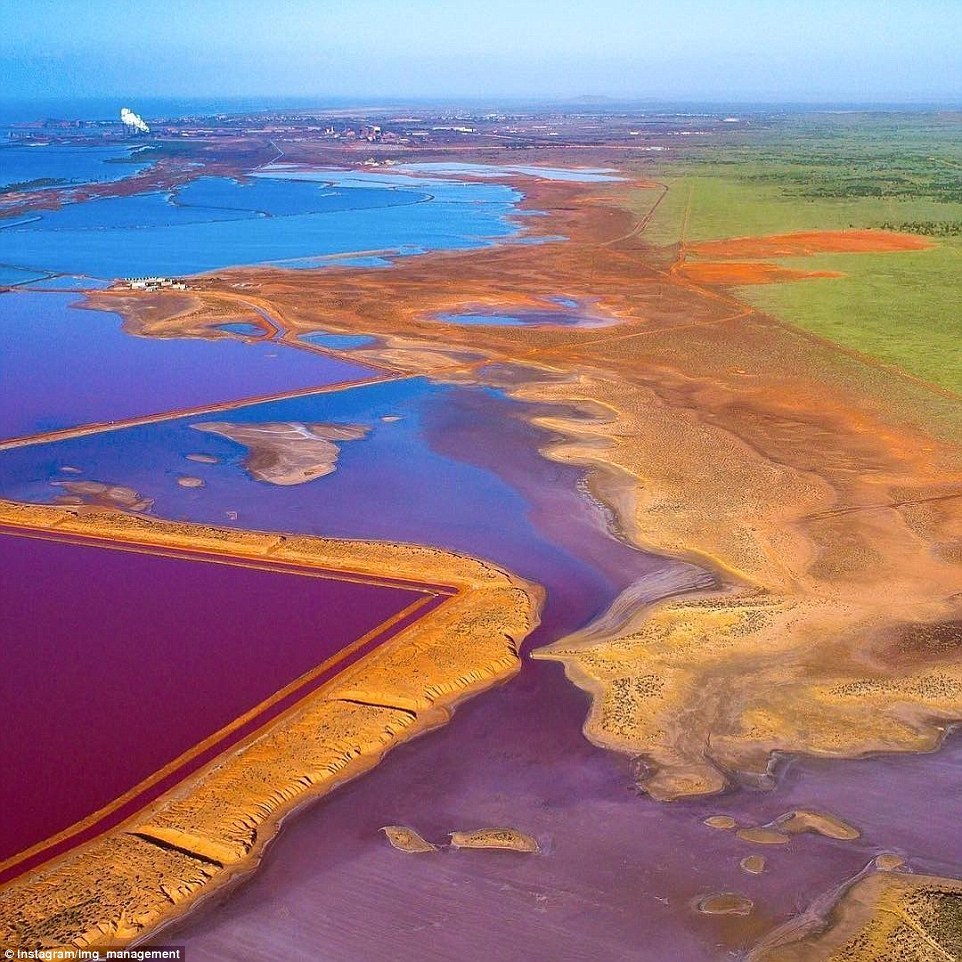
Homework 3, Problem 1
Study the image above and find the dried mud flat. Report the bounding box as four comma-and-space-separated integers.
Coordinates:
190, 421, 368, 485
8, 159, 962, 956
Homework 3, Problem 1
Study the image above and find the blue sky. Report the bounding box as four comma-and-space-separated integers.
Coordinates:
2, 0, 959, 103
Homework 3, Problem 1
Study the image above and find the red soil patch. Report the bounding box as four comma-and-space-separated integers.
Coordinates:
676, 261, 844, 286
687, 230, 933, 260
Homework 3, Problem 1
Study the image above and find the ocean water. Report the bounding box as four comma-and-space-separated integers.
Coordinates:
0, 96, 378, 126
21, 275, 110, 291
0, 266, 47, 286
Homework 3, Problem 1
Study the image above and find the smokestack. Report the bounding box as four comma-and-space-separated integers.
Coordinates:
120, 107, 150, 134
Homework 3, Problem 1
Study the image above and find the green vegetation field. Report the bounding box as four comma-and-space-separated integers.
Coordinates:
744, 243, 962, 393
630, 114, 962, 393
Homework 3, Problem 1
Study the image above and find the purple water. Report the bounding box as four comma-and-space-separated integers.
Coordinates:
0, 529, 431, 876
0, 293, 379, 442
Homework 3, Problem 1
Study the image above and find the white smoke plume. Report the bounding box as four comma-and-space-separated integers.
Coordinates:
120, 107, 150, 134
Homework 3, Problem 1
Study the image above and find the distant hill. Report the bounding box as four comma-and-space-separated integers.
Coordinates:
567, 95, 618, 105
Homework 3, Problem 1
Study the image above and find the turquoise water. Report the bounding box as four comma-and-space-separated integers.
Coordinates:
215, 322, 266, 337
0, 144, 153, 192
299, 332, 377, 350
0, 170, 524, 279
0, 293, 378, 442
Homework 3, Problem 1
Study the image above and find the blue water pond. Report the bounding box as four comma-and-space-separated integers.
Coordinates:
0, 169, 525, 279
0, 144, 153, 192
